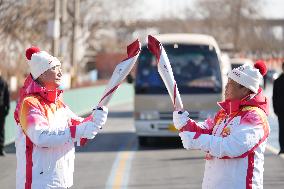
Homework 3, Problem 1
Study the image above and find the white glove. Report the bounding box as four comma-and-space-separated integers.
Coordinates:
92, 106, 108, 128
179, 131, 196, 150
76, 121, 100, 139
173, 111, 190, 130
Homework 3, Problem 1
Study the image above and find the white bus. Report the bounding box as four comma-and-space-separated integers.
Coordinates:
133, 34, 228, 146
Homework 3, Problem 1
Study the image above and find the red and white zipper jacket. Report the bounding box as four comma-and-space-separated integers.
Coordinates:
179, 89, 270, 189
14, 75, 90, 189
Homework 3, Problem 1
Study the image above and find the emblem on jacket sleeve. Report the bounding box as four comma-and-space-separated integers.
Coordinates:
221, 127, 231, 137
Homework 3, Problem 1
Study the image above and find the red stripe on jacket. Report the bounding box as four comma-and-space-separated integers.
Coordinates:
246, 151, 255, 189
25, 136, 33, 189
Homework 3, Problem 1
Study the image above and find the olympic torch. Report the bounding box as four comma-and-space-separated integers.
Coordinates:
77, 39, 141, 145
147, 35, 183, 111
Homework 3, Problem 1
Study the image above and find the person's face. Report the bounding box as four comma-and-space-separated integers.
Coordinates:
37, 65, 62, 90
225, 78, 251, 100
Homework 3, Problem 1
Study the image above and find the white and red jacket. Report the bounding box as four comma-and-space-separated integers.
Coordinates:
14, 75, 90, 189
179, 89, 270, 189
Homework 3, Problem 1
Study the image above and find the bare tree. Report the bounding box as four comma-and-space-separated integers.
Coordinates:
0, 0, 141, 84
191, 0, 268, 51
0, 0, 53, 80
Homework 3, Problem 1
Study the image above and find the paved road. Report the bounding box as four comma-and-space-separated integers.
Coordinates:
1, 100, 284, 189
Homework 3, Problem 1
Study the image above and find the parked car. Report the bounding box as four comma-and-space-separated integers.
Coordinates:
266, 69, 280, 82
230, 58, 254, 69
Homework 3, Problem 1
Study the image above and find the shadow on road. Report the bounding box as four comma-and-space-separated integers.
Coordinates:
4, 132, 184, 154
163, 156, 205, 161
82, 111, 134, 119
108, 111, 133, 118
76, 132, 183, 153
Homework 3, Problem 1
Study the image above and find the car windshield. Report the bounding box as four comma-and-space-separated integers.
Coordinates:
135, 44, 222, 94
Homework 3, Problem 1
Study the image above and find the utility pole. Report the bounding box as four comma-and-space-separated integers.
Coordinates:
71, 0, 80, 87
61, 0, 68, 23
233, 0, 242, 52
52, 0, 60, 57
60, 0, 68, 63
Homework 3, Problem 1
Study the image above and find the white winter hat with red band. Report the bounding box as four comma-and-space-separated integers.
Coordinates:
25, 46, 61, 79
228, 60, 267, 93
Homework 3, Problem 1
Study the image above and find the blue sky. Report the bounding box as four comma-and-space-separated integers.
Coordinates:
262, 0, 284, 18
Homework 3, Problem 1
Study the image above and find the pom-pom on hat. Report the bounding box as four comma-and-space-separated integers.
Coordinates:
228, 60, 267, 93
26, 46, 40, 60
25, 46, 61, 79
254, 60, 267, 76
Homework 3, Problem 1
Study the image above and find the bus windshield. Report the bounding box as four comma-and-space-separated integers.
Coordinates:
135, 44, 222, 94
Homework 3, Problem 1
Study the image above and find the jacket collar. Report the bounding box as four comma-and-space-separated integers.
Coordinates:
218, 88, 269, 115
20, 75, 62, 102
14, 75, 63, 124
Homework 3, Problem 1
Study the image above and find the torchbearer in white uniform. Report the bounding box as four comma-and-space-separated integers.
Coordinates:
14, 39, 140, 189
173, 60, 270, 189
